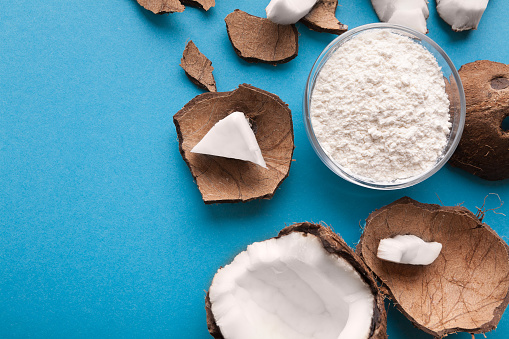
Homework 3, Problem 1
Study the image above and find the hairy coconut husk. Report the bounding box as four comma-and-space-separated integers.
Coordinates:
173, 84, 294, 204
224, 9, 299, 64
180, 0, 214, 11
180, 41, 217, 92
300, 0, 348, 35
136, 0, 184, 14
205, 222, 388, 339
357, 197, 509, 338
449, 60, 509, 180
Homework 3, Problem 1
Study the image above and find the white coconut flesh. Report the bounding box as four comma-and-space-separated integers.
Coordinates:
436, 0, 489, 31
371, 0, 429, 34
377, 234, 442, 265
209, 232, 375, 339
191, 111, 267, 168
266, 0, 318, 25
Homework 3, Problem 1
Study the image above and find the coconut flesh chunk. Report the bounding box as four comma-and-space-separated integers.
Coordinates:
377, 235, 442, 265
436, 0, 489, 32
191, 111, 267, 168
371, 0, 429, 34
266, 0, 318, 25
208, 232, 375, 339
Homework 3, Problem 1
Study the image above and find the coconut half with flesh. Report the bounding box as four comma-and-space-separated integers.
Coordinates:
206, 222, 387, 339
357, 197, 509, 337
173, 84, 294, 204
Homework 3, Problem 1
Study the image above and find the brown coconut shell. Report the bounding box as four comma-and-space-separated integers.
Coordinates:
357, 197, 509, 338
180, 0, 214, 11
300, 0, 348, 35
180, 41, 217, 92
206, 222, 388, 339
136, 0, 184, 14
224, 9, 299, 64
173, 84, 294, 204
449, 60, 509, 180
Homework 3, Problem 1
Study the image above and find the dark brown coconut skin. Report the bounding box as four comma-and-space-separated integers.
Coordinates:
449, 60, 509, 180
224, 10, 299, 65
180, 0, 214, 11
173, 84, 294, 204
300, 0, 348, 35
205, 222, 388, 339
180, 41, 217, 92
357, 197, 509, 338
136, 0, 184, 14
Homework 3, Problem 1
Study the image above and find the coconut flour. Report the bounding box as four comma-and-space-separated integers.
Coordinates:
311, 30, 451, 182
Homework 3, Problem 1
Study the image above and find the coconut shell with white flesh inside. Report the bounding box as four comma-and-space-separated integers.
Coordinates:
449, 60, 509, 181
357, 197, 509, 338
173, 84, 294, 204
206, 222, 387, 339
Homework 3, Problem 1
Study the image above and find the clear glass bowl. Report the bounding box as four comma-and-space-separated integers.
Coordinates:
304, 23, 466, 190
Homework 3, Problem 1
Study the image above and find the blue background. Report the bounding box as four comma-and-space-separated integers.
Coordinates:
1, 0, 508, 338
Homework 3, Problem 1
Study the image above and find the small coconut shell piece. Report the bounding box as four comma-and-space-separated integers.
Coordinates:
224, 9, 299, 64
449, 60, 509, 180
173, 84, 294, 204
357, 197, 509, 338
136, 0, 184, 14
206, 222, 388, 339
300, 0, 348, 35
180, 0, 214, 11
180, 41, 217, 92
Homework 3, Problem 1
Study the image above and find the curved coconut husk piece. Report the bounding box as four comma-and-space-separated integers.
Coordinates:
206, 222, 388, 339
300, 0, 348, 35
449, 60, 509, 181
180, 0, 214, 11
173, 84, 294, 204
224, 9, 299, 64
180, 41, 217, 92
136, 0, 185, 14
357, 197, 509, 338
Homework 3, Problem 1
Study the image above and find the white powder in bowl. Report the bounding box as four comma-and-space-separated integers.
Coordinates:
310, 30, 451, 182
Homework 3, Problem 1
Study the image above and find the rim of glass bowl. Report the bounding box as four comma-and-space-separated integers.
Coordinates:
303, 23, 466, 190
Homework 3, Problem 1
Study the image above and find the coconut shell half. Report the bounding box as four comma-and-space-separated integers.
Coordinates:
206, 222, 388, 339
224, 9, 299, 64
357, 197, 509, 338
449, 60, 509, 181
300, 0, 348, 35
173, 84, 294, 204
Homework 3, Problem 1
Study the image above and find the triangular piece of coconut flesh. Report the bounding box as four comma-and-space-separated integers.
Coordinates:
191, 111, 267, 168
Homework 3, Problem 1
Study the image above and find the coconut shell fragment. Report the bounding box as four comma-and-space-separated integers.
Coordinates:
206, 222, 388, 339
180, 0, 214, 11
173, 84, 294, 204
449, 60, 509, 180
225, 9, 299, 64
357, 197, 509, 338
300, 0, 348, 35
180, 41, 217, 92
136, 0, 184, 14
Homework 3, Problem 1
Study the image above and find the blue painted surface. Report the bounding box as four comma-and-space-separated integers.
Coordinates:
0, 0, 508, 338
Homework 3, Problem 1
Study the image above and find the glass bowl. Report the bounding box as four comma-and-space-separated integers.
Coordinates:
303, 23, 466, 190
